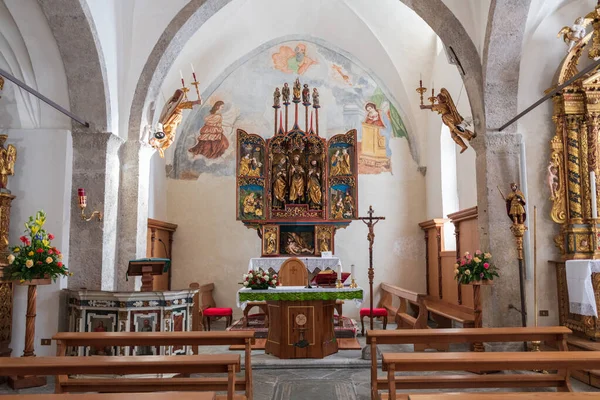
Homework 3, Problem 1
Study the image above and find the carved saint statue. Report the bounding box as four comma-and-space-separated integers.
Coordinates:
505, 183, 527, 225
0, 135, 16, 192
293, 78, 301, 102
312, 88, 320, 108
272, 157, 288, 208
285, 232, 313, 255
547, 162, 560, 199
282, 83, 290, 104
273, 87, 281, 108
340, 148, 351, 175
302, 84, 311, 105
307, 159, 322, 208
558, 17, 587, 53
331, 149, 341, 176
331, 197, 344, 219
265, 231, 277, 254
318, 230, 330, 252
239, 153, 261, 177
421, 88, 474, 154
150, 89, 201, 158
289, 154, 306, 203
343, 192, 354, 218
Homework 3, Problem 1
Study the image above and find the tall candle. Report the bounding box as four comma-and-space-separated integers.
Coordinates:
77, 188, 86, 197
337, 264, 341, 281
351, 264, 355, 279
592, 171, 598, 219
190, 63, 197, 81
180, 70, 185, 87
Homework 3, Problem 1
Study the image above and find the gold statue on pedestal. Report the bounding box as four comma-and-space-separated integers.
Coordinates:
149, 89, 201, 158
0, 135, 16, 193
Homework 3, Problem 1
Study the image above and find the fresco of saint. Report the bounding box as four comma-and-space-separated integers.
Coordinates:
272, 43, 317, 75
364, 102, 385, 127
188, 101, 229, 159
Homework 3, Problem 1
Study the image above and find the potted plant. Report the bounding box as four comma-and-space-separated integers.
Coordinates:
3, 210, 71, 283
454, 250, 498, 285
242, 269, 278, 290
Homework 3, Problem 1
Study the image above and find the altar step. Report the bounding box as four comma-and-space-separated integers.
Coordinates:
565, 335, 600, 388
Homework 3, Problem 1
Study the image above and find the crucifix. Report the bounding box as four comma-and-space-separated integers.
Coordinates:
359, 205, 386, 331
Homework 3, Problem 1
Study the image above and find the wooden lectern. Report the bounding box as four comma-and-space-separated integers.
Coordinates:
127, 259, 170, 292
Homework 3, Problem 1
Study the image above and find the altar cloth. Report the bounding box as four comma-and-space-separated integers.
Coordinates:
566, 259, 600, 316
247, 257, 342, 273
236, 286, 363, 309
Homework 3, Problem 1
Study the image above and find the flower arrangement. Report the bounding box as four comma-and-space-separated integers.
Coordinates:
454, 250, 498, 284
242, 269, 278, 290
3, 211, 71, 283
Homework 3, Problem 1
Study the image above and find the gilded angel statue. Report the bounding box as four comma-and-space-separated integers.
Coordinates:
0, 135, 17, 191
149, 89, 201, 158
558, 17, 587, 53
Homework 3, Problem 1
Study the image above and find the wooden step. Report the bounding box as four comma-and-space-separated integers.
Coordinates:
565, 335, 600, 389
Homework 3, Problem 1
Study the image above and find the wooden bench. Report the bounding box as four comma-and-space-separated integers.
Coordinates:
381, 351, 600, 400
0, 355, 239, 400
407, 394, 600, 400
53, 331, 255, 399
366, 326, 572, 400
0, 393, 217, 400
378, 283, 428, 330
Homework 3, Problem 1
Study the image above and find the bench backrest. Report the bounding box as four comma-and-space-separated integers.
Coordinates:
366, 326, 571, 345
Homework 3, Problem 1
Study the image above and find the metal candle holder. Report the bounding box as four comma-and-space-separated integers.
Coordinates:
77, 188, 102, 222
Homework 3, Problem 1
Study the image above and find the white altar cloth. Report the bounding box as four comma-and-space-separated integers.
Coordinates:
247, 257, 342, 273
566, 259, 600, 316
236, 286, 363, 309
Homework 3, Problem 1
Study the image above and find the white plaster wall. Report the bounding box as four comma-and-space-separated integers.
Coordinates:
7, 128, 72, 357
518, 0, 591, 326
442, 0, 491, 59
148, 151, 167, 221
168, 138, 426, 318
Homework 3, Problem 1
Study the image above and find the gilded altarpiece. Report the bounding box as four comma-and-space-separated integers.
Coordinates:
236, 81, 358, 257
549, 10, 600, 339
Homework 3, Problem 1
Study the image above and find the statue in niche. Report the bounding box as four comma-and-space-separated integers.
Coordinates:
420, 88, 474, 154
0, 135, 17, 192
505, 183, 527, 225
307, 159, 322, 209
285, 232, 313, 255
242, 192, 263, 218
312, 88, 320, 108
272, 156, 288, 209
265, 230, 277, 254
331, 197, 344, 219
239, 153, 261, 177
343, 191, 354, 218
282, 83, 290, 104
331, 149, 341, 176
558, 17, 586, 53
288, 154, 306, 204
318, 230, 330, 252
547, 162, 560, 199
293, 78, 301, 102
340, 148, 351, 175
273, 87, 281, 108
302, 84, 310, 105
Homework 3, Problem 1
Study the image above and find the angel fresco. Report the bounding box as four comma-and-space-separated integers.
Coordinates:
188, 101, 229, 159
272, 43, 317, 75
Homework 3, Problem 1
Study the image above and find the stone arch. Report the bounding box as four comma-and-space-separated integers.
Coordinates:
128, 0, 484, 142
38, 0, 110, 131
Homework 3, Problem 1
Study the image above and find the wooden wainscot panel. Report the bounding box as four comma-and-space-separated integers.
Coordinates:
440, 251, 458, 305
418, 219, 448, 299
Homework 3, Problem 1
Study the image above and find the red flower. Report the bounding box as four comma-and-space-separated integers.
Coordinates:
36, 248, 44, 253
57, 262, 63, 268
36, 261, 42, 265
48, 250, 53, 255
484, 263, 490, 269
48, 234, 55, 240
20, 236, 28, 243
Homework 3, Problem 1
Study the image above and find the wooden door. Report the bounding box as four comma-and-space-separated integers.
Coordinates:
147, 219, 178, 291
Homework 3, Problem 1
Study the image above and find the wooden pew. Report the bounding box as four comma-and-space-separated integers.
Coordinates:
378, 283, 427, 330
366, 326, 572, 400
381, 351, 600, 400
0, 355, 239, 400
53, 331, 255, 400
407, 394, 600, 400
0, 393, 217, 400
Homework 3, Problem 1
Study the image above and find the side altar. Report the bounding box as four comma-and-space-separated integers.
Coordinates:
236, 79, 358, 256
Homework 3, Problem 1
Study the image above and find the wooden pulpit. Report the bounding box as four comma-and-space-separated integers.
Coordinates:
127, 259, 170, 292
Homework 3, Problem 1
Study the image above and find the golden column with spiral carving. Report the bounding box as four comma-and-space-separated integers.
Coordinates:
566, 115, 583, 223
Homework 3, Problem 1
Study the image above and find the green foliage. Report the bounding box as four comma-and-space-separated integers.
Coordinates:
3, 210, 70, 283
454, 250, 499, 284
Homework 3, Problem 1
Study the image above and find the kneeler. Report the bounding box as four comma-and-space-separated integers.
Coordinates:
359, 307, 388, 336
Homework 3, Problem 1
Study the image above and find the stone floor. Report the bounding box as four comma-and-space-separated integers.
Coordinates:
2, 319, 599, 399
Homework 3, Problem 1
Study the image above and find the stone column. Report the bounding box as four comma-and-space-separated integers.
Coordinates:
115, 140, 154, 291
474, 133, 524, 328
68, 132, 123, 290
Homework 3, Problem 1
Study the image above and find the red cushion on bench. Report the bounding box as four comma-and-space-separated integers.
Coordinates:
203, 307, 233, 316
360, 308, 387, 317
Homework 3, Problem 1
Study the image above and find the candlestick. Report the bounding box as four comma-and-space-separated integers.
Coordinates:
349, 264, 357, 288
351, 264, 355, 279
77, 188, 102, 222
335, 264, 343, 288
180, 70, 185, 87
592, 171, 598, 219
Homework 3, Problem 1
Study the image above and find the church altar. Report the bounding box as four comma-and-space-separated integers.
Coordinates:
248, 256, 341, 273
65, 288, 198, 356
564, 260, 600, 317
237, 286, 363, 359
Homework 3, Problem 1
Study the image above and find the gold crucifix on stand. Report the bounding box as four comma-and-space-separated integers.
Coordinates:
359, 205, 385, 331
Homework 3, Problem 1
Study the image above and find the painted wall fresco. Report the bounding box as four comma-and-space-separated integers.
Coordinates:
172, 40, 409, 179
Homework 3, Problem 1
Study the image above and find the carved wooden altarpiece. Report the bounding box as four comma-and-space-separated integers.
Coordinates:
236, 80, 358, 257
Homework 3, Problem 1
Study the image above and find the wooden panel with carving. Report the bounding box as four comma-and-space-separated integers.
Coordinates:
147, 219, 178, 291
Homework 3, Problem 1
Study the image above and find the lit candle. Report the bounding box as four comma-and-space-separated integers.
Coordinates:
180, 70, 185, 87
591, 171, 598, 219
351, 264, 355, 279
77, 188, 87, 208
190, 63, 197, 82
